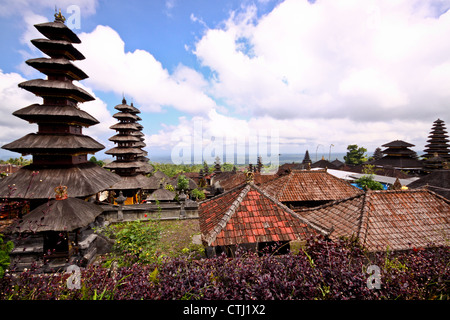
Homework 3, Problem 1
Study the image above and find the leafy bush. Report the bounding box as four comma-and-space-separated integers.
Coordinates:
100, 219, 162, 266
1, 236, 448, 300
190, 188, 205, 201
0, 234, 14, 278
355, 175, 384, 190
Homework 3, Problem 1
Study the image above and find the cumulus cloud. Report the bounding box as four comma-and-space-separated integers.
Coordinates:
76, 25, 217, 115
193, 0, 450, 123
0, 70, 39, 156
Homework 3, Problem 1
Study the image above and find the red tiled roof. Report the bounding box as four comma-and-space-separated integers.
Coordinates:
213, 172, 279, 191
259, 169, 363, 202
199, 183, 330, 247
299, 189, 450, 252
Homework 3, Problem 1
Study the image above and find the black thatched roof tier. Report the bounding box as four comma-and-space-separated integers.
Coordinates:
18, 79, 94, 102
2, 133, 104, 155
104, 161, 142, 169
134, 141, 146, 148
104, 147, 144, 155
147, 188, 175, 201
371, 155, 424, 169
381, 148, 416, 156
26, 58, 88, 80
31, 38, 85, 60
13, 104, 99, 126
108, 134, 140, 142
136, 162, 154, 174
14, 197, 103, 233
382, 140, 415, 148
109, 122, 140, 131
109, 174, 160, 191
112, 112, 139, 120
408, 170, 450, 200
132, 131, 144, 137
0, 162, 120, 200
34, 21, 81, 43
114, 99, 140, 114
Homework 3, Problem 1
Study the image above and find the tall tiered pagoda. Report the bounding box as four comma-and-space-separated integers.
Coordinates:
105, 98, 158, 204
423, 119, 450, 168
0, 12, 120, 206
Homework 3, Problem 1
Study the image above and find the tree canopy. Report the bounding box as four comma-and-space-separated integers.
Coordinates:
344, 144, 368, 165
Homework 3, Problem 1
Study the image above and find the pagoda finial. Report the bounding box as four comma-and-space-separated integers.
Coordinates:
122, 94, 126, 105
54, 8, 66, 23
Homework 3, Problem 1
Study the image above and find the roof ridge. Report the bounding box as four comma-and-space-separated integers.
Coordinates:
251, 183, 333, 237
198, 182, 247, 205
202, 184, 251, 246
278, 171, 293, 199
356, 192, 370, 245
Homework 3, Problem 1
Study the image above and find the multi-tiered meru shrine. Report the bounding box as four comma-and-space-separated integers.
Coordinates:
105, 98, 157, 204
0, 12, 120, 206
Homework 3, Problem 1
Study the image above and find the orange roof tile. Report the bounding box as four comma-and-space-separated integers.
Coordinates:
199, 183, 331, 247
259, 169, 362, 202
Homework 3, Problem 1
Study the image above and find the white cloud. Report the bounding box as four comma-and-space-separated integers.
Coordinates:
77, 25, 217, 115
193, 0, 450, 123
0, 70, 39, 156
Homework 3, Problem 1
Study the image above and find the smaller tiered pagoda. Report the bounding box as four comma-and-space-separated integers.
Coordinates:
423, 119, 450, 170
105, 98, 158, 204
371, 140, 423, 174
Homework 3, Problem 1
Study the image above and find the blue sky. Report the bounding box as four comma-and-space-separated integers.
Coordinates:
1, 0, 450, 164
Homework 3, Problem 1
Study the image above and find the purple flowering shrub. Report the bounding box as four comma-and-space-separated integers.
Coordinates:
0, 236, 448, 300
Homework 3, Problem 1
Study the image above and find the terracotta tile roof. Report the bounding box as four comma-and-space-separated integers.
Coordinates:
199, 183, 330, 247
259, 169, 363, 202
213, 172, 279, 191
299, 189, 450, 252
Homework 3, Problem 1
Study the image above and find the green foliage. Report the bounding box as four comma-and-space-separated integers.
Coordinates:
0, 234, 14, 278
355, 175, 384, 191
191, 188, 206, 201
176, 175, 189, 192
89, 156, 105, 167
344, 144, 368, 165
164, 184, 175, 192
0, 157, 32, 166
101, 220, 162, 266
149, 162, 203, 178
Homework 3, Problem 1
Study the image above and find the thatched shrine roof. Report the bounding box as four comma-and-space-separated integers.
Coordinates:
104, 161, 142, 170
13, 104, 99, 127
0, 162, 120, 200
147, 188, 176, 201
104, 147, 144, 155
108, 134, 140, 142
34, 21, 81, 43
108, 174, 160, 191
19, 79, 94, 102
408, 169, 450, 200
114, 101, 140, 114
109, 122, 140, 131
13, 197, 103, 233
26, 58, 88, 80
31, 38, 85, 60
2, 133, 104, 155
112, 112, 140, 120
